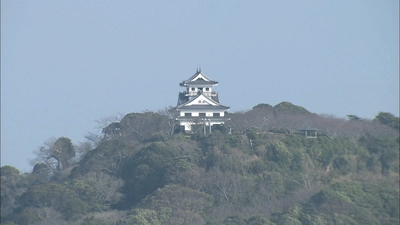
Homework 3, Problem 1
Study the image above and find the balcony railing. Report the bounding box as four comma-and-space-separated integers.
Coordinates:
185, 91, 217, 96
178, 115, 226, 118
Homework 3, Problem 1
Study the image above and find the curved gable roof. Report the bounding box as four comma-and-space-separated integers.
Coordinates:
180, 69, 218, 87
176, 92, 229, 110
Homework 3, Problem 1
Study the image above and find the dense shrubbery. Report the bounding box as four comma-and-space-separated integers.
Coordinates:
1, 102, 399, 225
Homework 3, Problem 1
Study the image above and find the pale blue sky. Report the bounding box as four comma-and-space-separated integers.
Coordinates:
1, 1, 399, 172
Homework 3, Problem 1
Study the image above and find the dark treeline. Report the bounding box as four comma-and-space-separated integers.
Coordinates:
1, 102, 399, 225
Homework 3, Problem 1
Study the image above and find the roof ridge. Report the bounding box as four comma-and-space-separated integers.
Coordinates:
184, 69, 215, 83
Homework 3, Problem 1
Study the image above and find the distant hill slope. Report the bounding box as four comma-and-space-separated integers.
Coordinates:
1, 102, 399, 225
273, 101, 312, 115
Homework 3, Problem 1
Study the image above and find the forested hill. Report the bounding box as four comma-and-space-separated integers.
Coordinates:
1, 102, 399, 225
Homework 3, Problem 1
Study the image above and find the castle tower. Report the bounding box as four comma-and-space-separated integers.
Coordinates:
176, 69, 230, 132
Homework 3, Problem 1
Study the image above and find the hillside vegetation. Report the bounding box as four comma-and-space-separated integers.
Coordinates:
1, 102, 399, 225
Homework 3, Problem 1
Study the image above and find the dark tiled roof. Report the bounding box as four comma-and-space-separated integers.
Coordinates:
177, 92, 218, 107
177, 105, 230, 110
211, 95, 219, 103
176, 92, 229, 110
180, 70, 218, 86
180, 79, 218, 86
299, 126, 318, 131
177, 93, 189, 106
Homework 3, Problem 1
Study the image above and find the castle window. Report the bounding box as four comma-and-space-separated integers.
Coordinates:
185, 113, 191, 117
191, 88, 195, 91
205, 88, 209, 91
213, 113, 220, 117
199, 113, 206, 117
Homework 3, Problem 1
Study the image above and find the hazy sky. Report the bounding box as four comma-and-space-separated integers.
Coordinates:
1, 1, 399, 172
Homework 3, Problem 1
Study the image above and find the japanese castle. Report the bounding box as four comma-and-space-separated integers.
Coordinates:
176, 69, 230, 132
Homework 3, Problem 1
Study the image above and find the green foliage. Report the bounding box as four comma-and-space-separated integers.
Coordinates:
31, 163, 51, 183
1, 167, 27, 221
301, 181, 399, 225
78, 139, 133, 175
120, 142, 182, 204
299, 213, 327, 225
12, 207, 42, 225
274, 101, 311, 115
247, 130, 259, 140
265, 140, 293, 168
223, 215, 247, 225
347, 114, 362, 121
0, 221, 18, 225
253, 103, 274, 110
80, 216, 108, 225
0, 166, 20, 178
32, 163, 48, 174
276, 215, 302, 225
18, 183, 87, 220
120, 112, 169, 141
4, 105, 399, 224
247, 159, 268, 174
127, 208, 163, 225
67, 179, 106, 212
246, 215, 275, 225
333, 156, 351, 175
374, 112, 400, 130
227, 134, 242, 148
141, 184, 213, 214
145, 132, 169, 142
360, 135, 399, 174
102, 122, 121, 138
283, 135, 363, 170
53, 137, 76, 169
30, 137, 76, 173
223, 215, 275, 225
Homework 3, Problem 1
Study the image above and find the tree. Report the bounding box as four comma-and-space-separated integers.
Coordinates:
374, 112, 399, 130
274, 101, 312, 115
273, 113, 317, 136
94, 113, 124, 130
1, 166, 27, 220
226, 107, 275, 133
120, 142, 182, 204
0, 165, 20, 178
119, 112, 170, 142
141, 184, 213, 214
18, 183, 87, 220
18, 207, 66, 225
203, 168, 253, 204
138, 185, 213, 225
31, 163, 51, 183
51, 137, 76, 170
157, 106, 179, 135
82, 172, 124, 206
314, 114, 347, 139
83, 113, 124, 147
31, 137, 76, 172
77, 139, 134, 176
102, 122, 121, 139
84, 131, 104, 148
67, 172, 125, 212
127, 208, 163, 225
347, 114, 362, 121
265, 140, 293, 168
75, 141, 93, 161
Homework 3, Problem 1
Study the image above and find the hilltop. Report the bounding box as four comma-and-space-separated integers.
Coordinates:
1, 102, 399, 225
